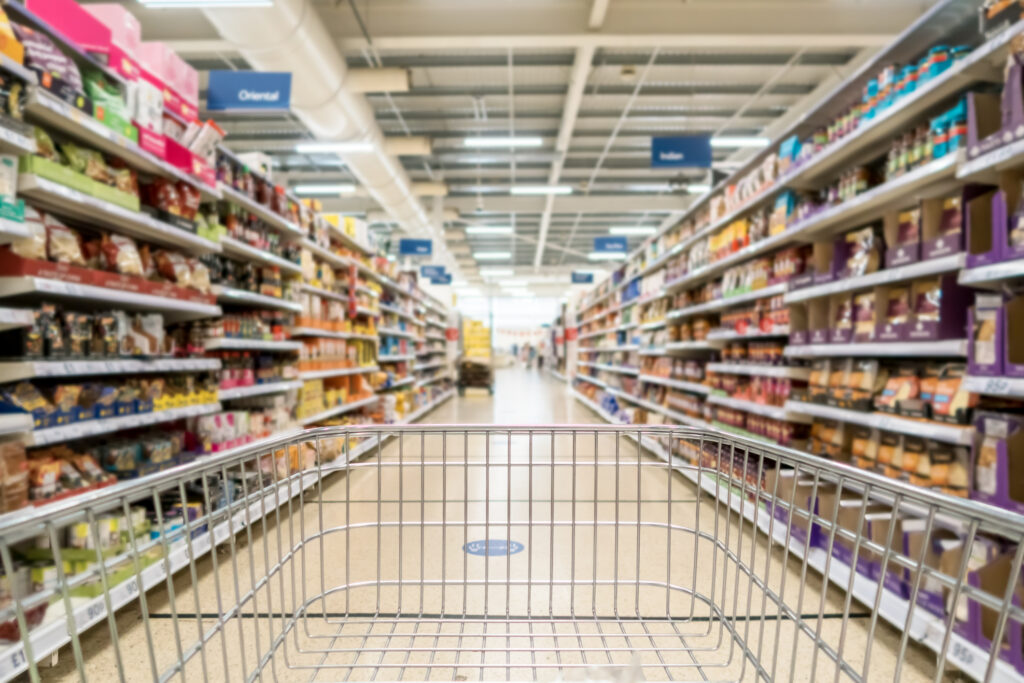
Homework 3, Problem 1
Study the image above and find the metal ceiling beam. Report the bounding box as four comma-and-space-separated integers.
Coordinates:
532, 44, 595, 269
330, 34, 893, 51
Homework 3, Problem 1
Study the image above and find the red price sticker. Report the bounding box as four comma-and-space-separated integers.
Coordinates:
566, 327, 578, 341
445, 328, 459, 341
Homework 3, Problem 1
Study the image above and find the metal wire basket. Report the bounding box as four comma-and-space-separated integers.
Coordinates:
1, 425, 1023, 682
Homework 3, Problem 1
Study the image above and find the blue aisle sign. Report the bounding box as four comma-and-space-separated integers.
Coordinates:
421, 265, 445, 279
571, 271, 594, 284
464, 540, 524, 556
207, 71, 292, 112
431, 273, 452, 285
399, 238, 432, 256
594, 236, 627, 253
651, 135, 712, 168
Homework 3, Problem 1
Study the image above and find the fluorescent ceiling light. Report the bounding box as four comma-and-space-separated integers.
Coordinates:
293, 183, 357, 195
609, 226, 658, 236
295, 141, 375, 154
466, 226, 513, 235
142, 0, 271, 6
480, 268, 515, 277
686, 184, 712, 194
510, 185, 573, 195
710, 136, 770, 148
464, 136, 543, 148
588, 252, 626, 262
474, 251, 512, 260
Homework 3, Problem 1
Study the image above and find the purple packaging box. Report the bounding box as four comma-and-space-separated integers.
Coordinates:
905, 274, 972, 342
972, 411, 1024, 514
966, 91, 1009, 161
883, 208, 921, 269
789, 329, 808, 345
951, 555, 1024, 673
968, 293, 1005, 377
965, 183, 1005, 268
1005, 293, 1024, 377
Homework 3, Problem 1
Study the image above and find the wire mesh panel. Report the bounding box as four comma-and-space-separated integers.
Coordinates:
0, 425, 1022, 682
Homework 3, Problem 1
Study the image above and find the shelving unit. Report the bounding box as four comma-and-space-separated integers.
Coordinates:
784, 400, 974, 445
638, 374, 710, 394
221, 237, 303, 275
298, 366, 379, 381
213, 285, 303, 313
0, 358, 221, 382
204, 338, 303, 352
217, 380, 302, 401
25, 402, 222, 447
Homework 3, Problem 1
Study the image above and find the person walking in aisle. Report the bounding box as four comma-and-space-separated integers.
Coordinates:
511, 343, 519, 365
528, 344, 537, 369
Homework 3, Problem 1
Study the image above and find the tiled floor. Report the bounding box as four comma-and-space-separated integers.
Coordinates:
39, 368, 951, 682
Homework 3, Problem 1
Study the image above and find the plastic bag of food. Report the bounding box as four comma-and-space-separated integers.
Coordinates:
155, 249, 192, 288
84, 71, 129, 121
10, 206, 46, 259
45, 216, 85, 266
100, 233, 143, 275
33, 127, 59, 161
188, 258, 211, 293
177, 181, 200, 220
12, 23, 82, 92
60, 142, 113, 185
148, 178, 182, 216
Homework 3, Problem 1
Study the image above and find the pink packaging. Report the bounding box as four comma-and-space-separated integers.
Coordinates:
137, 126, 166, 159
26, 0, 111, 54
139, 42, 199, 120
163, 135, 193, 172
170, 51, 198, 108
82, 4, 141, 56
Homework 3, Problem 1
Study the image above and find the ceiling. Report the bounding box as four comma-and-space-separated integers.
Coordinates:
124, 0, 936, 281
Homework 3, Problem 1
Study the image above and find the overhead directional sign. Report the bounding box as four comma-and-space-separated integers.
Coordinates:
421, 265, 445, 279
431, 273, 453, 285
651, 135, 712, 168
399, 239, 432, 256
207, 70, 291, 112
594, 236, 627, 253
572, 271, 594, 284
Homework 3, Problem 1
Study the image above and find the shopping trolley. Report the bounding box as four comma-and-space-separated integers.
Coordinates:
1, 425, 1024, 683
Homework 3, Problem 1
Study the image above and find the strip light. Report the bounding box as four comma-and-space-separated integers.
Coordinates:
686, 184, 712, 194
295, 141, 375, 154
609, 226, 657, 236
466, 226, 514, 235
710, 136, 770, 148
293, 184, 357, 195
474, 252, 512, 261
141, 0, 272, 6
588, 252, 626, 261
464, 137, 543, 148
510, 185, 573, 195
480, 268, 515, 277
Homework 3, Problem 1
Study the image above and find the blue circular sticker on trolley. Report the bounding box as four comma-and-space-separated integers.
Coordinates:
463, 540, 524, 556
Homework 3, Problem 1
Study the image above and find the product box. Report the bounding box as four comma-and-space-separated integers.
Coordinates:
973, 411, 1024, 513
905, 274, 972, 342
882, 208, 921, 268
966, 91, 1010, 160
787, 302, 808, 345
921, 194, 964, 260
964, 182, 1004, 267
26, 0, 111, 55
89, 178, 140, 212
83, 4, 142, 56
0, 9, 24, 65
136, 125, 165, 159
92, 105, 138, 144
940, 543, 1024, 671
807, 298, 830, 345
19, 155, 94, 196
762, 467, 819, 547
968, 292, 1005, 377
874, 284, 910, 342
903, 522, 962, 616
1003, 293, 1024, 377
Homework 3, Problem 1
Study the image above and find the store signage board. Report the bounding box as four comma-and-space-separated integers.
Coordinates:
571, 271, 594, 284
431, 273, 452, 285
207, 71, 292, 112
650, 135, 711, 168
594, 236, 627, 253
421, 265, 445, 279
399, 238, 432, 255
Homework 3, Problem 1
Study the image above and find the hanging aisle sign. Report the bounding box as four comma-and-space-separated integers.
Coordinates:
431, 273, 452, 285
593, 236, 627, 253
399, 239, 432, 256
651, 136, 712, 168
571, 272, 594, 284
421, 265, 445, 279
206, 71, 292, 112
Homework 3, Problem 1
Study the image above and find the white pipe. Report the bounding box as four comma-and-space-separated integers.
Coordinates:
200, 0, 452, 268
532, 45, 593, 268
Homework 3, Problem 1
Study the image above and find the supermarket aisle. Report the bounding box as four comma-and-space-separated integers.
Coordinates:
426, 367, 601, 424
43, 369, 942, 682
